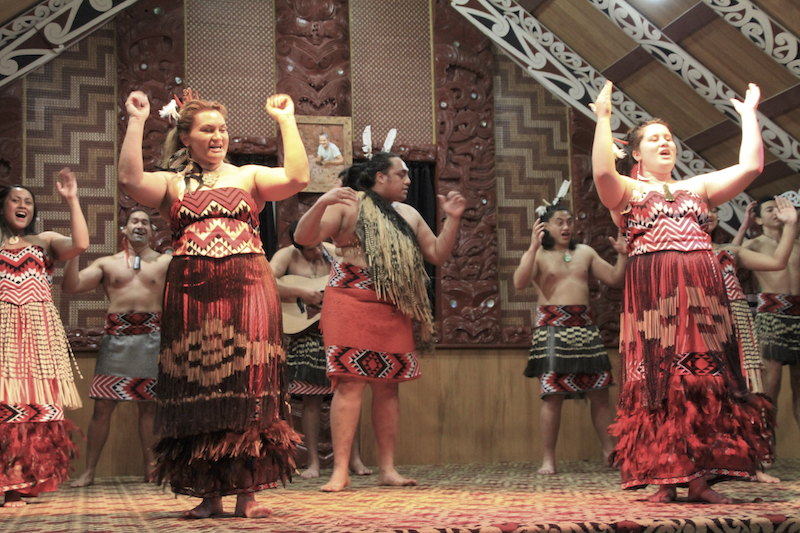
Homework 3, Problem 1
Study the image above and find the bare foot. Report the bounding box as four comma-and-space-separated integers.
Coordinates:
349, 458, 373, 476
234, 494, 272, 518
3, 491, 25, 508
538, 458, 556, 475
320, 470, 351, 492
181, 497, 224, 519
377, 469, 417, 487
687, 481, 732, 504
300, 465, 320, 479
756, 470, 780, 484
648, 486, 677, 503
70, 470, 95, 488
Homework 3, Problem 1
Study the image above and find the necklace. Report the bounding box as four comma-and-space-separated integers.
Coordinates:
202, 170, 221, 188
7, 235, 19, 245
562, 251, 572, 262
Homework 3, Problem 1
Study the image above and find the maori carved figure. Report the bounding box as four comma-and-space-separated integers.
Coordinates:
116, 0, 185, 253
570, 111, 621, 348
275, 0, 351, 117
434, 0, 500, 344
0, 80, 23, 187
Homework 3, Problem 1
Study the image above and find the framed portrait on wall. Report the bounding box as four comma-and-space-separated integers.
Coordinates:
295, 115, 353, 193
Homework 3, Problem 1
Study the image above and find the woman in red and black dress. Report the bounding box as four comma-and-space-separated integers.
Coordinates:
591, 80, 770, 503
118, 89, 308, 518
0, 168, 88, 507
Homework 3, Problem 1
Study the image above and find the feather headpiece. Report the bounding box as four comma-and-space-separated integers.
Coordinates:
362, 126, 398, 159
535, 180, 571, 217
158, 87, 200, 123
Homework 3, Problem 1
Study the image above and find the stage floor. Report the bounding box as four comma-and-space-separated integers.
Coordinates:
3, 460, 799, 533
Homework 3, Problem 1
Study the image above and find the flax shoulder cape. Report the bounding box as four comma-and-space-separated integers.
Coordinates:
355, 189, 435, 354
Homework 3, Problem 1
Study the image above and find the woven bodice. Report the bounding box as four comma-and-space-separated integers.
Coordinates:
0, 245, 53, 305
170, 187, 264, 258
621, 189, 712, 256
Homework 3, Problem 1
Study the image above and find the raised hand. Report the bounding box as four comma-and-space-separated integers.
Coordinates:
731, 83, 760, 115
56, 167, 78, 201
266, 94, 295, 120
775, 195, 798, 226
438, 191, 466, 219
529, 218, 545, 253
125, 91, 150, 121
609, 230, 628, 255
589, 80, 613, 119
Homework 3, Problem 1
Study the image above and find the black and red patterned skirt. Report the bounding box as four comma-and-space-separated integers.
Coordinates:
525, 305, 614, 399
152, 254, 299, 497
755, 293, 800, 365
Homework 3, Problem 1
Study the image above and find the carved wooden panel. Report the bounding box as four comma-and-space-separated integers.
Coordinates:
116, 0, 185, 254
0, 79, 22, 188
274, 0, 351, 117
434, 0, 500, 344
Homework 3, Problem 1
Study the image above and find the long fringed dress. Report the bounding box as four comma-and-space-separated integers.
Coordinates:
609, 189, 769, 489
152, 187, 299, 497
0, 245, 80, 496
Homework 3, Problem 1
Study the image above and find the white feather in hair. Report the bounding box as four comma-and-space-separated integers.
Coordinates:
382, 128, 397, 153
159, 100, 180, 123
362, 125, 373, 160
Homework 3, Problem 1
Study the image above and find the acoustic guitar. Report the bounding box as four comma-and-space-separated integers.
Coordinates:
280, 274, 328, 334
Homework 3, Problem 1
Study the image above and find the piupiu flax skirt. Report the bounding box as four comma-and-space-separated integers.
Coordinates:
152, 254, 299, 497
609, 250, 769, 489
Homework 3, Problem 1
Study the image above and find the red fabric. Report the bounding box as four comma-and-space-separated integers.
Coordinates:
0, 419, 78, 495
610, 375, 765, 489
103, 312, 161, 335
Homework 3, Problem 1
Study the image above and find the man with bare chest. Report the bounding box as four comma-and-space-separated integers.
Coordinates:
64, 209, 172, 487
514, 204, 627, 475
740, 196, 800, 432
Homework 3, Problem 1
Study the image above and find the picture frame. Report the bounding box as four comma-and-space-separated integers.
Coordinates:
295, 115, 353, 193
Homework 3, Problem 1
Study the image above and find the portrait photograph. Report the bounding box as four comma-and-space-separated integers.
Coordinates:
295, 115, 353, 193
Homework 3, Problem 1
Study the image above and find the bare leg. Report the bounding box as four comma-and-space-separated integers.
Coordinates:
182, 497, 224, 519
71, 399, 117, 487
299, 395, 323, 479
586, 389, 615, 466
789, 365, 800, 433
320, 378, 366, 492
349, 422, 373, 475
687, 476, 733, 503
648, 485, 677, 503
227, 463, 272, 517
371, 381, 416, 487
137, 401, 157, 482
756, 470, 780, 483
538, 394, 564, 475
762, 359, 782, 405
3, 490, 25, 508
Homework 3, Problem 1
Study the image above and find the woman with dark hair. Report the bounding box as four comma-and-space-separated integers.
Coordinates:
118, 89, 308, 518
591, 80, 770, 503
0, 168, 88, 507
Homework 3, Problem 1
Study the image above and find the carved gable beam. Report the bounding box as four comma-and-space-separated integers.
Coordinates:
448, 0, 750, 237
0, 0, 140, 89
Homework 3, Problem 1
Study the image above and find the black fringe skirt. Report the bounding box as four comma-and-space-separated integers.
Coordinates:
152, 254, 299, 497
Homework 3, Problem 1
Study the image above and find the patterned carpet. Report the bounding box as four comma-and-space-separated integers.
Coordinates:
3, 460, 799, 533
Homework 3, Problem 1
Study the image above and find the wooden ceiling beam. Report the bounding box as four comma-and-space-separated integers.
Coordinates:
684, 82, 800, 151
601, 46, 652, 83
661, 2, 718, 43
759, 82, 800, 117
748, 159, 796, 191
517, 0, 548, 14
